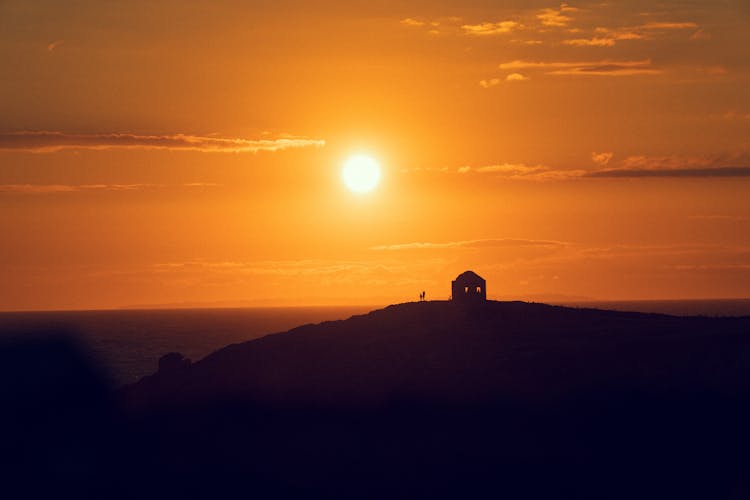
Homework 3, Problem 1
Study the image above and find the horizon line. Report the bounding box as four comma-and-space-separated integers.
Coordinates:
3, 296, 750, 314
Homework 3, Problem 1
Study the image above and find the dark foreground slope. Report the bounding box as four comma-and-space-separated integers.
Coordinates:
125, 300, 750, 408
5, 301, 750, 499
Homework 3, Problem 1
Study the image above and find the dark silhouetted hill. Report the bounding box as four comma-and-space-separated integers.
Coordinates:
6, 301, 750, 499
123, 300, 750, 409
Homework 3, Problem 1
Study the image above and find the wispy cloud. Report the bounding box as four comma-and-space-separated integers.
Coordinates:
479, 78, 501, 88
480, 74, 529, 86
563, 37, 616, 47
593, 27, 646, 42
537, 3, 579, 27
400, 18, 427, 27
585, 167, 750, 178
565, 20, 699, 47
591, 152, 613, 166
512, 39, 544, 45
619, 155, 714, 170
410, 152, 750, 181
457, 163, 585, 181
371, 238, 568, 251
506, 73, 530, 82
640, 21, 698, 30
462, 21, 521, 36
399, 17, 445, 35
0, 131, 325, 154
499, 59, 662, 76
0, 183, 220, 194
47, 40, 64, 52
0, 184, 153, 194
550, 65, 662, 76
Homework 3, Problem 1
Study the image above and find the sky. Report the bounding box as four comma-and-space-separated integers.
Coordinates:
1, 0, 750, 310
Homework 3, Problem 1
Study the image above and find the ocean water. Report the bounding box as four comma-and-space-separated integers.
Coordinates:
0, 306, 374, 386
1, 300, 748, 386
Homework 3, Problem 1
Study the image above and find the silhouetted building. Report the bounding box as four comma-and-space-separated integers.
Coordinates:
452, 270, 486, 305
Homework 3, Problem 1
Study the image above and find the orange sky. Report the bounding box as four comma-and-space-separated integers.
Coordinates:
1, 1, 750, 310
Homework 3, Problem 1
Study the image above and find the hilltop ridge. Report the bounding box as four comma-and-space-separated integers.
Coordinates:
123, 300, 750, 409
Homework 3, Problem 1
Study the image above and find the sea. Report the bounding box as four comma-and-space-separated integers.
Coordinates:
1, 300, 749, 386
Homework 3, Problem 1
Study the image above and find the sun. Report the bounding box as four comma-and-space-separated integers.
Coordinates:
342, 155, 381, 193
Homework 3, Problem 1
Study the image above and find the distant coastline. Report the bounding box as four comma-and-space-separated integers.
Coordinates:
2, 297, 750, 316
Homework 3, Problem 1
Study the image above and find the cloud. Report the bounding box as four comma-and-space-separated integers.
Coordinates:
479, 78, 501, 88
371, 238, 568, 251
47, 40, 64, 52
414, 151, 750, 181
462, 21, 521, 36
550, 66, 662, 76
593, 28, 645, 42
0, 183, 220, 194
512, 39, 544, 45
0, 184, 153, 194
563, 37, 616, 47
552, 61, 661, 76
506, 73, 530, 82
591, 152, 613, 166
457, 163, 585, 181
480, 74, 529, 86
0, 131, 326, 154
585, 167, 750, 178
400, 18, 426, 27
537, 4, 579, 27
499, 59, 662, 77
583, 152, 750, 179
619, 155, 713, 170
500, 61, 578, 70
640, 22, 698, 30
576, 21, 700, 47
182, 182, 221, 188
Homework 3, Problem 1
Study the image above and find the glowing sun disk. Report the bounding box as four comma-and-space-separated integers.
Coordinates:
342, 155, 381, 193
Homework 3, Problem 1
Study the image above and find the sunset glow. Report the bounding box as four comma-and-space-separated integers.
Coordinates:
0, 1, 749, 310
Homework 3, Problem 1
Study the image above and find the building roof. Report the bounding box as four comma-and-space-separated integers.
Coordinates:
454, 270, 485, 282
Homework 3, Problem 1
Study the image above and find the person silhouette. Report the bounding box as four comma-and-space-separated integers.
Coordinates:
421, 291, 426, 302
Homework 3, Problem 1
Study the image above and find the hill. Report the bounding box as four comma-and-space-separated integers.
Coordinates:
114, 301, 750, 499
123, 300, 750, 408
6, 300, 750, 499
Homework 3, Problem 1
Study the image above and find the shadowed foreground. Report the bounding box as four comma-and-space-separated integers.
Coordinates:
5, 301, 750, 499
